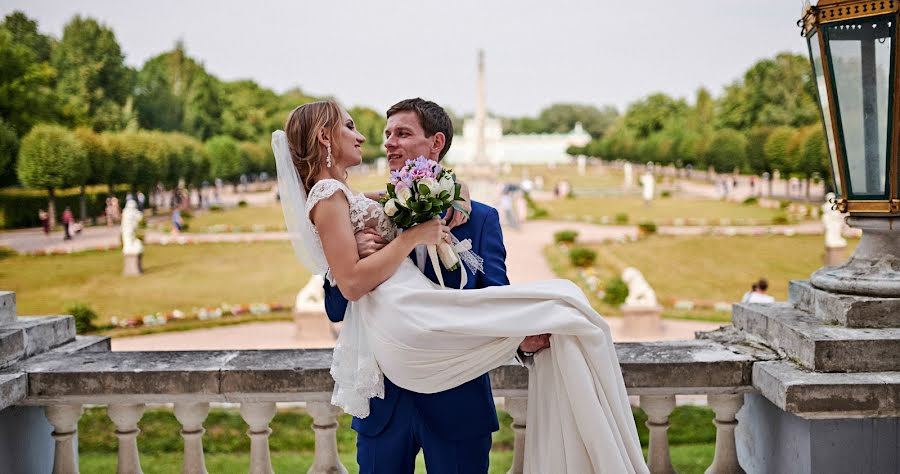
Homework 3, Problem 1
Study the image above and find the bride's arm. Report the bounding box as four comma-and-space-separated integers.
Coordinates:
311, 193, 448, 301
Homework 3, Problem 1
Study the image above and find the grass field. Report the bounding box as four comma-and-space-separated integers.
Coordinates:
547, 234, 858, 322
540, 196, 791, 225
76, 405, 716, 473
1, 241, 309, 325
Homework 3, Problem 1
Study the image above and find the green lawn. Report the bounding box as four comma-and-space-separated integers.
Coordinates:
0, 242, 309, 325
540, 196, 791, 225
182, 205, 287, 233
547, 234, 858, 322
77, 405, 715, 473
506, 164, 625, 190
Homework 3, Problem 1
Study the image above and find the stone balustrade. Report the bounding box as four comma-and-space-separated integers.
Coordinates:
1, 337, 764, 474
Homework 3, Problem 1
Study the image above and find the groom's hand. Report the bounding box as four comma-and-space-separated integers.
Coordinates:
519, 334, 551, 353
446, 182, 472, 230
356, 229, 388, 258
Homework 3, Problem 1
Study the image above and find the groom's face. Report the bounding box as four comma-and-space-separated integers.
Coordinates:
384, 111, 440, 171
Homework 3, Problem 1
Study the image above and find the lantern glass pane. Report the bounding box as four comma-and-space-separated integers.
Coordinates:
825, 17, 895, 198
809, 31, 843, 197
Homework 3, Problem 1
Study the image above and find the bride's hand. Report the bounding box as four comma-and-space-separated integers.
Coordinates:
408, 218, 450, 246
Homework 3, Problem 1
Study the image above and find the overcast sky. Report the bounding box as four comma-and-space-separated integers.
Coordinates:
3, 0, 810, 117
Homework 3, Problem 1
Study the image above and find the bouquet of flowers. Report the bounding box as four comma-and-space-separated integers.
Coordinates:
381, 156, 474, 287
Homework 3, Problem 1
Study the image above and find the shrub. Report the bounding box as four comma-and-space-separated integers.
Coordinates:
180, 210, 194, 219
772, 213, 790, 225
0, 246, 15, 259
66, 303, 98, 334
209, 205, 224, 212
660, 190, 672, 198
614, 212, 629, 224
238, 200, 248, 207
554, 230, 579, 244
638, 221, 658, 234
523, 192, 548, 219
742, 197, 759, 205
779, 200, 791, 210
568, 247, 597, 267
602, 277, 629, 306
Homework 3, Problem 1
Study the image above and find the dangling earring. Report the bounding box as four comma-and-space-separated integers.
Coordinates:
326, 144, 333, 168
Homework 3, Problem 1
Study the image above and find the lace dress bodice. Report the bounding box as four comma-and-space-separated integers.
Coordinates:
305, 179, 399, 258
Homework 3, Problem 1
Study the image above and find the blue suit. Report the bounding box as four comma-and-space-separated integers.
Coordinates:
323, 200, 509, 474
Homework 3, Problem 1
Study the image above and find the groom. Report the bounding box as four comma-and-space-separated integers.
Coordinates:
323, 98, 548, 473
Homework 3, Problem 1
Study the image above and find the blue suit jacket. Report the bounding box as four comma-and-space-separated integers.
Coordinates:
323, 200, 509, 440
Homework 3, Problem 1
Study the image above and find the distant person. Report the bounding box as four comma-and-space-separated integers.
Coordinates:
171, 208, 184, 234
500, 187, 519, 230
136, 191, 146, 211
110, 196, 121, 224
38, 209, 50, 237
61, 207, 74, 241
746, 278, 775, 303
741, 283, 758, 303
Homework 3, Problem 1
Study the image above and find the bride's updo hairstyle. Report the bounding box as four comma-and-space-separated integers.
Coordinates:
284, 100, 343, 192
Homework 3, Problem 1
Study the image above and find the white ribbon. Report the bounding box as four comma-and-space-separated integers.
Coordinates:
428, 235, 484, 289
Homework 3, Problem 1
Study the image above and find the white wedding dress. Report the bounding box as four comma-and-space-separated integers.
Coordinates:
305, 178, 648, 473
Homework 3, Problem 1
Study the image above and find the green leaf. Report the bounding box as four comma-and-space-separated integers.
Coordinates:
418, 183, 431, 196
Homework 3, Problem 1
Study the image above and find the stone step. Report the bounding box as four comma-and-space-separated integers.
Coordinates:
0, 292, 14, 324
0, 317, 76, 369
733, 303, 900, 372
789, 279, 900, 328
753, 360, 900, 419
0, 372, 26, 412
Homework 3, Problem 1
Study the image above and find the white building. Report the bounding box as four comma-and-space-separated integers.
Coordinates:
444, 119, 591, 165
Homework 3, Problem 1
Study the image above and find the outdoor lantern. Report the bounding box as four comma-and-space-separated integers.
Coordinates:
800, 0, 899, 215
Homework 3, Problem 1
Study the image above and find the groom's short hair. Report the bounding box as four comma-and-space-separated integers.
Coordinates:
386, 98, 453, 160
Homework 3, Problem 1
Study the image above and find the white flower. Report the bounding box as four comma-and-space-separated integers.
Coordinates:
384, 199, 399, 217
439, 174, 455, 195
419, 177, 440, 195
396, 186, 412, 205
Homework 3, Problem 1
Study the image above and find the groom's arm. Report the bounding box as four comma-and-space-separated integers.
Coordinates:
322, 276, 349, 323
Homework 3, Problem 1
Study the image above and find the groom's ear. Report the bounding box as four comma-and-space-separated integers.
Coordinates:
429, 132, 446, 160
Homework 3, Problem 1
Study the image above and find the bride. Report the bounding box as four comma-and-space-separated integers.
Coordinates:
273, 100, 648, 473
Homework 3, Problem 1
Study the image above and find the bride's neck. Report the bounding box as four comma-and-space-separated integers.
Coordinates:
313, 167, 349, 187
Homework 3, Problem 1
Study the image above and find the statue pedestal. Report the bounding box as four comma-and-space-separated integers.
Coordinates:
123, 253, 143, 276
621, 304, 663, 337
823, 246, 847, 267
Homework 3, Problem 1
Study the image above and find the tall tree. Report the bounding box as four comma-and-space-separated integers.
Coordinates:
622, 94, 689, 139
348, 106, 386, 162
0, 24, 57, 136
17, 125, 88, 227
52, 16, 133, 131
2, 12, 53, 63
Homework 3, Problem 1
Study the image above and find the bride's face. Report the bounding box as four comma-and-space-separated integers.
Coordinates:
332, 108, 366, 168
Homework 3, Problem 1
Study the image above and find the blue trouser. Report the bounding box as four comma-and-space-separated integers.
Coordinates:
355, 390, 492, 474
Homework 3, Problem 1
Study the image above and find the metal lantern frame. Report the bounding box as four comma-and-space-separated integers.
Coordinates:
800, 0, 900, 215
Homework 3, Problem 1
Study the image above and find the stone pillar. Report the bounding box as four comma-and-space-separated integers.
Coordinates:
306, 402, 347, 474
174, 401, 210, 474
240, 402, 276, 474
640, 395, 676, 474
706, 394, 745, 474
505, 397, 528, 474
107, 403, 145, 474
123, 253, 143, 276
45, 404, 83, 474
622, 305, 663, 338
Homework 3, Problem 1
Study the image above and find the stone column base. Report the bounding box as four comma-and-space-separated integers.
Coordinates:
123, 253, 143, 276
621, 305, 663, 337
823, 246, 847, 267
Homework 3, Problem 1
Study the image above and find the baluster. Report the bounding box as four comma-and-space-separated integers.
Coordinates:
505, 397, 528, 474
306, 401, 348, 474
240, 402, 276, 474
45, 404, 83, 474
107, 403, 146, 474
640, 395, 676, 474
174, 401, 210, 474
705, 394, 746, 474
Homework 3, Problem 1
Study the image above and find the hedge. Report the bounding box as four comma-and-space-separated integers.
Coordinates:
0, 186, 130, 229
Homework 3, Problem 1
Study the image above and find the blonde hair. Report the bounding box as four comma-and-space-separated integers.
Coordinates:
284, 100, 344, 192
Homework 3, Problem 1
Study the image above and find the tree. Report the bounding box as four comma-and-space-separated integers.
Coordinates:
2, 12, 53, 63
348, 106, 386, 162
206, 135, 244, 183
52, 16, 133, 131
0, 26, 57, 137
134, 42, 223, 140
17, 124, 88, 227
705, 129, 747, 173
0, 118, 18, 186
73, 128, 112, 220
797, 126, 829, 197
745, 127, 774, 175
764, 126, 797, 193
221, 80, 281, 142
622, 94, 689, 139
537, 103, 619, 138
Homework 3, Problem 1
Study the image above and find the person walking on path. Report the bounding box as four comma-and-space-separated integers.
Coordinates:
38, 209, 50, 237
61, 207, 74, 241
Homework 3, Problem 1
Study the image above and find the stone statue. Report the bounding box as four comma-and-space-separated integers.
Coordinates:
623, 162, 634, 189
640, 171, 655, 204
822, 192, 847, 248
577, 155, 587, 176
121, 200, 143, 255
295, 274, 326, 313
622, 267, 658, 308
